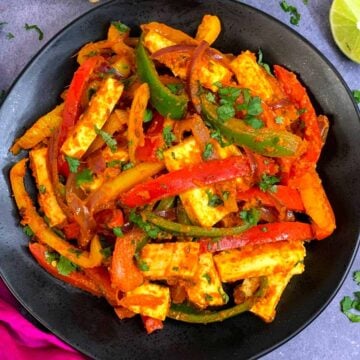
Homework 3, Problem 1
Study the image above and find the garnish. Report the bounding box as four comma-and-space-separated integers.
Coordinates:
24, 23, 44, 40
94, 125, 117, 152
122, 162, 134, 171
217, 103, 235, 122
210, 128, 232, 147
163, 125, 176, 147
143, 108, 153, 123
6, 32, 14, 40
259, 174, 280, 192
156, 147, 164, 160
257, 49, 272, 76
239, 208, 260, 226
166, 83, 184, 95
23, 225, 34, 237
111, 21, 129, 33
39, 185, 46, 194
113, 227, 124, 237
129, 211, 161, 239
56, 255, 78, 276
75, 168, 93, 187
203, 273, 211, 284
65, 155, 80, 173
352, 90, 360, 104
275, 116, 284, 124
340, 271, 360, 322
279, 1, 301, 26
202, 142, 214, 160
206, 190, 224, 208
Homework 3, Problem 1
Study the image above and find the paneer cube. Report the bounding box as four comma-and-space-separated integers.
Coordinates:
251, 261, 305, 322
61, 78, 124, 159
119, 282, 170, 321
164, 137, 238, 227
185, 253, 228, 309
29, 147, 66, 227
140, 242, 200, 280
214, 240, 305, 282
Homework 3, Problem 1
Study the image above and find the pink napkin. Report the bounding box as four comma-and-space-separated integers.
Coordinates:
0, 277, 86, 360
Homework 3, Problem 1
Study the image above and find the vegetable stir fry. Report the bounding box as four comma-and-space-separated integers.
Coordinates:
9, 15, 335, 334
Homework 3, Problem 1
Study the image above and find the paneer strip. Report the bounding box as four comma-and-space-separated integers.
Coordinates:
29, 147, 66, 227
163, 137, 238, 227
61, 78, 124, 159
140, 242, 200, 280
214, 240, 305, 282
185, 253, 228, 309
87, 109, 128, 154
250, 261, 305, 322
195, 15, 221, 45
143, 31, 232, 91
119, 282, 170, 321
11, 103, 64, 154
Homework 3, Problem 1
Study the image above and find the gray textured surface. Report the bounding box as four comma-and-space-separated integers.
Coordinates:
0, 0, 359, 359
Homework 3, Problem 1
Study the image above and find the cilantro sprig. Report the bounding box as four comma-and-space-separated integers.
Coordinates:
257, 49, 272, 76
24, 23, 44, 40
279, 0, 301, 26
340, 271, 360, 323
94, 125, 117, 152
129, 211, 162, 239
206, 190, 224, 208
162, 125, 176, 147
239, 208, 260, 226
259, 174, 280, 192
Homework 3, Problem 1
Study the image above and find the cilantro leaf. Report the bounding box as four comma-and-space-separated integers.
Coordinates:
6, 32, 14, 40
94, 125, 117, 152
143, 108, 153, 123
279, 0, 301, 26
217, 103, 235, 122
275, 116, 284, 124
205, 92, 216, 103
166, 83, 184, 95
65, 155, 80, 173
106, 159, 123, 168
156, 147, 164, 160
222, 191, 230, 201
135, 253, 150, 271
24, 23, 44, 40
354, 271, 360, 285
210, 129, 232, 147
202, 142, 214, 160
23, 225, 34, 237
111, 21, 129, 33
245, 116, 264, 129
129, 211, 161, 239
163, 125, 176, 147
75, 168, 93, 187
352, 90, 360, 104
247, 96, 263, 116
113, 227, 124, 237
206, 190, 224, 207
122, 162, 134, 171
218, 86, 241, 104
100, 247, 112, 259
259, 174, 280, 192
239, 208, 260, 226
57, 256, 78, 276
45, 250, 60, 264
257, 49, 272, 76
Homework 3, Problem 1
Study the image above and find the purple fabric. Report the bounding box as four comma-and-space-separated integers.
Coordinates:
0, 278, 85, 360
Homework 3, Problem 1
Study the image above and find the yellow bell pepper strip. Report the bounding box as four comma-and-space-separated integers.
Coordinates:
167, 277, 267, 323
10, 103, 64, 155
121, 156, 250, 208
199, 222, 313, 253
86, 161, 165, 213
200, 93, 303, 157
195, 15, 221, 45
136, 37, 188, 119
9, 159, 103, 268
141, 209, 259, 238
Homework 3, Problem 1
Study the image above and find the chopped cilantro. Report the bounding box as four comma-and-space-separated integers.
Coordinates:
352, 90, 360, 104
163, 125, 176, 147
65, 155, 80, 173
247, 96, 263, 116
68, 248, 82, 258
57, 255, 78, 276
213, 81, 223, 88
206, 190, 224, 208
205, 91, 216, 103
100, 247, 112, 259
205, 294, 213, 302
75, 168, 93, 187
111, 21, 129, 33
166, 83, 184, 95
23, 225, 34, 237
257, 49, 272, 76
202, 142, 214, 160
210, 129, 232, 147
113, 226, 124, 237
122, 162, 134, 171
129, 211, 161, 239
218, 86, 241, 104
106, 159, 123, 168
156, 147, 164, 160
279, 0, 301, 25
24, 23, 44, 40
6, 32, 14, 40
354, 271, 360, 285
217, 103, 235, 122
202, 273, 211, 284
45, 250, 59, 264
340, 270, 360, 322
275, 116, 284, 124
244, 117, 264, 129
94, 125, 117, 152
239, 208, 260, 226
135, 254, 150, 271
39, 185, 46, 194
259, 174, 280, 192
143, 108, 153, 123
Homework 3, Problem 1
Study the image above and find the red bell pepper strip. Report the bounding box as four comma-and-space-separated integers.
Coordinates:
237, 186, 304, 212
29, 242, 101, 296
199, 222, 313, 253
57, 56, 104, 176
141, 315, 164, 334
121, 156, 250, 207
273, 65, 322, 165
243, 147, 279, 180
135, 112, 165, 162
110, 230, 144, 292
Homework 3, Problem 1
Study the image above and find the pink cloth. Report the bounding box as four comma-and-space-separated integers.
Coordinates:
0, 278, 85, 360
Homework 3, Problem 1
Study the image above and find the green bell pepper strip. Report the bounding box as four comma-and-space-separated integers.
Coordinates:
136, 37, 188, 119
155, 196, 176, 211
141, 210, 259, 238
200, 94, 302, 157
167, 277, 268, 323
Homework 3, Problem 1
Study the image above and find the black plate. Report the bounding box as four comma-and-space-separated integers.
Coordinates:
0, 0, 359, 359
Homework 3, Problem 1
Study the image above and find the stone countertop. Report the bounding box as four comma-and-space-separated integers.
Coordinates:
0, 1, 359, 359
